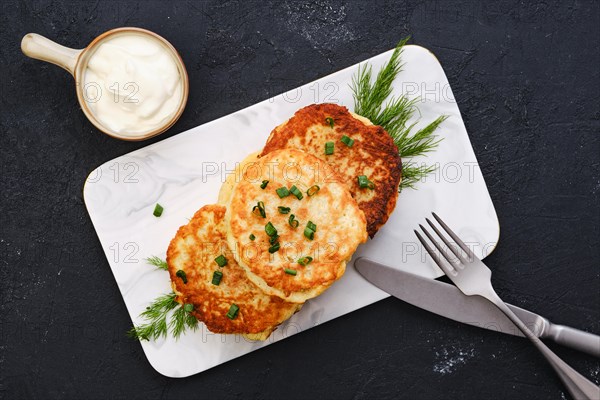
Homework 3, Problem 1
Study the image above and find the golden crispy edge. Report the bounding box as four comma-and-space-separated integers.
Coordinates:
351, 110, 403, 234
242, 302, 304, 341
171, 291, 298, 341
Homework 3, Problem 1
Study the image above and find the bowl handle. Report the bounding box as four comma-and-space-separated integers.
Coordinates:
21, 33, 83, 76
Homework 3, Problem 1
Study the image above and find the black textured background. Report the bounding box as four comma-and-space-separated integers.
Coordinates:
1, 1, 599, 399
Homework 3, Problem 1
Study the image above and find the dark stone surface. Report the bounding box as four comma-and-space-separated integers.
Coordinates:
1, 1, 599, 399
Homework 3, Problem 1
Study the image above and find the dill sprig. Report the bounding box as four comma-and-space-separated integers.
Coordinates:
145, 256, 168, 271
170, 306, 199, 339
399, 162, 437, 190
127, 292, 178, 341
352, 37, 410, 123
393, 116, 447, 158
127, 292, 198, 341
350, 37, 446, 190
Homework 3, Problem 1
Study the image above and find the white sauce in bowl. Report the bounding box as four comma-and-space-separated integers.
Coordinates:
82, 34, 184, 137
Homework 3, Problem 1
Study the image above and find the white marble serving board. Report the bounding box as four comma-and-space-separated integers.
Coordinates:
83, 45, 499, 378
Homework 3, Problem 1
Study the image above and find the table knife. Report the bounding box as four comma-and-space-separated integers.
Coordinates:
355, 257, 600, 358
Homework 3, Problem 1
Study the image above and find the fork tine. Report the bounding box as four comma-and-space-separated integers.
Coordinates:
425, 218, 468, 264
432, 212, 477, 260
419, 224, 462, 269
414, 229, 458, 277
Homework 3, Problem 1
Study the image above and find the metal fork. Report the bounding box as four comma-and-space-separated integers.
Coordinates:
415, 213, 599, 400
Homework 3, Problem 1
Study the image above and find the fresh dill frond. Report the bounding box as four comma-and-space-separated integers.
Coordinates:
185, 308, 199, 332
127, 292, 177, 341
373, 95, 417, 131
350, 37, 446, 191
170, 306, 199, 339
170, 307, 187, 339
395, 116, 447, 158
145, 256, 168, 271
352, 37, 410, 122
127, 292, 198, 341
400, 163, 437, 190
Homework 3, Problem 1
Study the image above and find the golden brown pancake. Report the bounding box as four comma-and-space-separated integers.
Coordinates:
261, 103, 402, 237
224, 148, 368, 303
167, 204, 301, 340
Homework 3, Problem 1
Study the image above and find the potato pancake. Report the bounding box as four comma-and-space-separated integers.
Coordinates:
224, 149, 367, 303
261, 103, 402, 237
167, 204, 301, 340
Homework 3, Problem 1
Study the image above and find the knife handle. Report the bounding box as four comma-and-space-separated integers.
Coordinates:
546, 323, 600, 358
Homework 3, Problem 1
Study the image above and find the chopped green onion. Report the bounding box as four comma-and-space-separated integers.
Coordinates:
260, 180, 269, 189
307, 185, 320, 196
304, 227, 315, 240
284, 268, 297, 276
215, 255, 228, 267
357, 175, 375, 190
212, 270, 223, 285
268, 243, 281, 253
307, 221, 317, 232
176, 269, 188, 284
298, 256, 313, 266
325, 141, 334, 155
265, 222, 278, 237
341, 135, 355, 147
289, 185, 303, 200
183, 303, 194, 312
278, 206, 291, 214
276, 187, 290, 198
325, 117, 334, 128
153, 203, 164, 217
288, 214, 299, 228
252, 201, 266, 218
226, 304, 239, 320
249, 233, 256, 241
269, 235, 279, 245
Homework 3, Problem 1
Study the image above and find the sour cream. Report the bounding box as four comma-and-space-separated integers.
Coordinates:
82, 34, 184, 137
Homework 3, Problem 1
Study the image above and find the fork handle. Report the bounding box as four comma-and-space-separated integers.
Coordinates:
485, 292, 600, 400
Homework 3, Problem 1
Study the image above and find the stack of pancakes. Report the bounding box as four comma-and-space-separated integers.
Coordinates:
167, 103, 402, 340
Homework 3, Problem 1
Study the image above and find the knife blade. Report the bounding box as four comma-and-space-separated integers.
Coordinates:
355, 257, 600, 358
